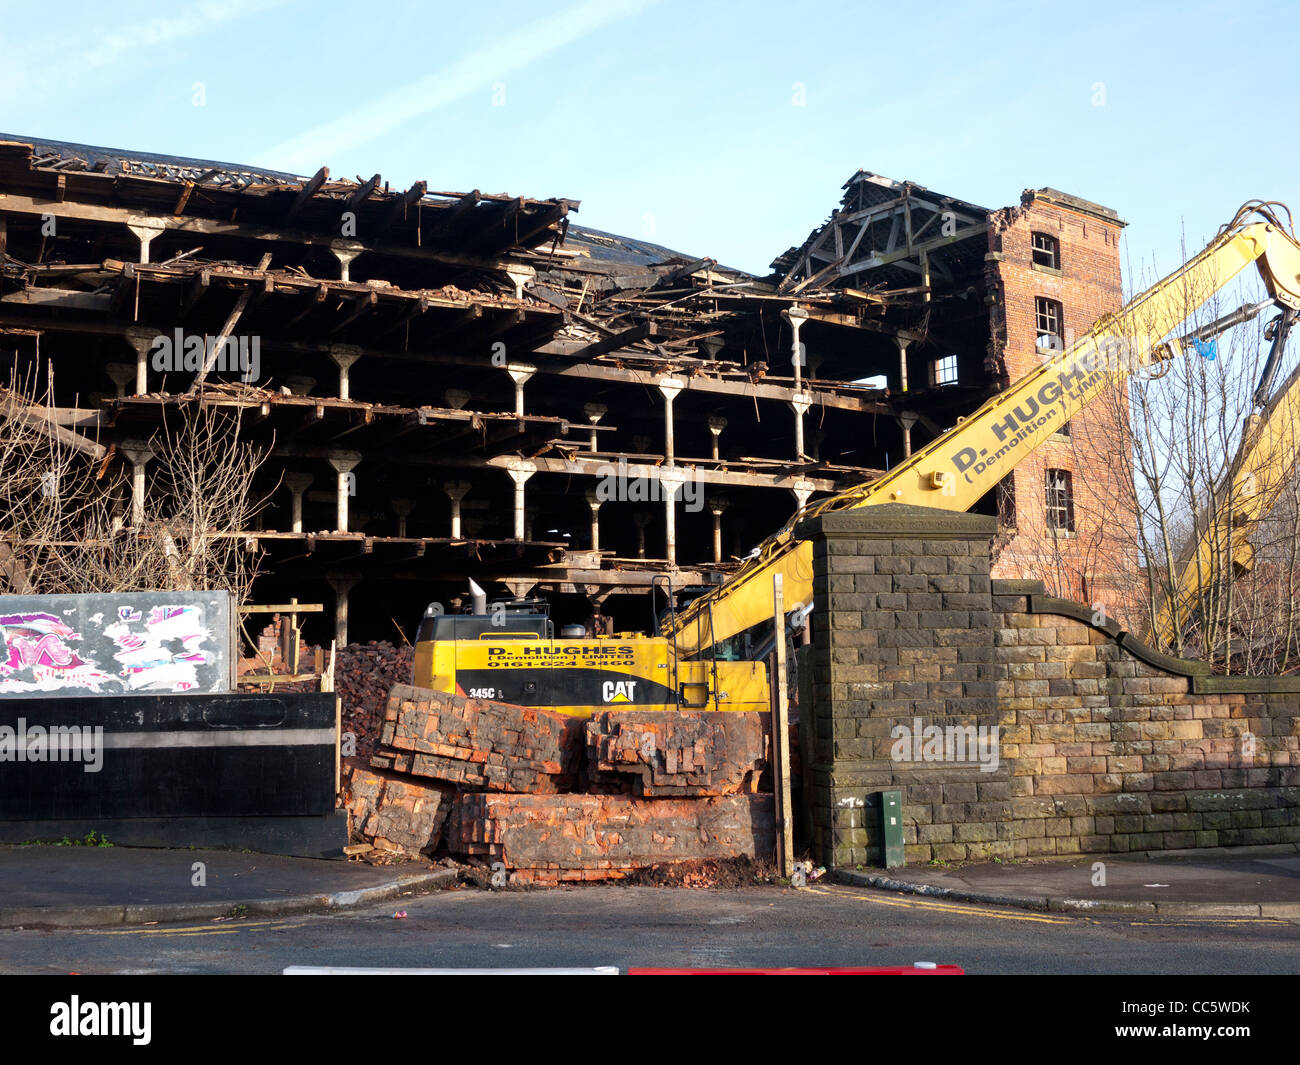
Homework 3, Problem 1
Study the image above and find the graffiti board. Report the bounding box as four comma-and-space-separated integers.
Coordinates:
0, 591, 231, 698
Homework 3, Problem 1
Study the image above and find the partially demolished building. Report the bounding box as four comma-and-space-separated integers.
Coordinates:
0, 135, 1134, 644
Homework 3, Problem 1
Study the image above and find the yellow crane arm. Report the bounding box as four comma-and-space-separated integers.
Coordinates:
669, 211, 1300, 657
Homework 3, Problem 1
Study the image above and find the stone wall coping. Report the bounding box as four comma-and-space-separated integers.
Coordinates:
1022, 593, 1300, 690
794, 504, 997, 542
1027, 593, 1211, 676
991, 578, 1047, 596
1191, 674, 1300, 694
1028, 594, 1126, 640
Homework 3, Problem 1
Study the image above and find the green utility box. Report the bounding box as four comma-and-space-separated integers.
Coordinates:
879, 790, 905, 868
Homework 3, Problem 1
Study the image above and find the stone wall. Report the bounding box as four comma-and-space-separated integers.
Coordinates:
797, 504, 1300, 870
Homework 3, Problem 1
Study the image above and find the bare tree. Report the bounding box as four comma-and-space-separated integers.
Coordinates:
1044, 235, 1300, 674
0, 370, 270, 605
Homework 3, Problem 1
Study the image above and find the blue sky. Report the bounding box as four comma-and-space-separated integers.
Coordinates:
1, 0, 1296, 285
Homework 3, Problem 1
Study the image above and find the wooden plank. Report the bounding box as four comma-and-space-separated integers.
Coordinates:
381, 180, 426, 232
433, 189, 481, 233
172, 181, 194, 218
564, 322, 655, 360
329, 290, 378, 335
512, 200, 570, 249
285, 166, 329, 222
345, 174, 382, 214
0, 391, 106, 458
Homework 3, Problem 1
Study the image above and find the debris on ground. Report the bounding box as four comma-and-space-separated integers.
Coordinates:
342, 682, 787, 887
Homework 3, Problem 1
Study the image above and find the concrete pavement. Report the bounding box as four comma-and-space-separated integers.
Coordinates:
838, 844, 1300, 916
0, 843, 456, 928
6, 840, 1300, 929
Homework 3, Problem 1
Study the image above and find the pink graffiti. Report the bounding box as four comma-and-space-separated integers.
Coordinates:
0, 613, 88, 675
7, 632, 82, 670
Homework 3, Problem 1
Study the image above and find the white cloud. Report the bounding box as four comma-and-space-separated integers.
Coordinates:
255, 0, 659, 174
82, 0, 297, 70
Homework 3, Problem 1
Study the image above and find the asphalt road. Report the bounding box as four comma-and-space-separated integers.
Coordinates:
3, 881, 1299, 975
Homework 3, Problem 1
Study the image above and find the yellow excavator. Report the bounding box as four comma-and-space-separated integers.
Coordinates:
411, 579, 769, 717
409, 202, 1300, 711
666, 201, 1300, 660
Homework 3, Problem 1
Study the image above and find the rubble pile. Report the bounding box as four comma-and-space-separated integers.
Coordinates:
371, 684, 583, 793
334, 643, 415, 764
346, 767, 454, 855
447, 793, 776, 885
239, 625, 413, 768
585, 710, 768, 796
343, 685, 776, 884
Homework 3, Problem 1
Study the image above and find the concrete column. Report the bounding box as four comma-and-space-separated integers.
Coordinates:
442, 481, 470, 539
327, 451, 361, 532
329, 345, 362, 401
660, 467, 686, 566
504, 265, 534, 300
791, 479, 816, 512
897, 336, 911, 393
898, 412, 918, 460
658, 377, 684, 465
444, 389, 470, 410
327, 576, 359, 648
709, 497, 730, 563
284, 472, 314, 533
633, 511, 651, 559
105, 363, 135, 399
125, 328, 156, 395
506, 363, 535, 417
285, 376, 316, 397
119, 442, 154, 527
504, 579, 535, 600
330, 241, 363, 283
783, 305, 810, 389
790, 390, 812, 459
392, 498, 414, 538
707, 415, 727, 461
125, 222, 165, 264
584, 402, 607, 451
503, 460, 536, 540
585, 489, 603, 551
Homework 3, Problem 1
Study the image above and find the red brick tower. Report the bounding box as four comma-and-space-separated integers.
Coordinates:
986, 189, 1140, 622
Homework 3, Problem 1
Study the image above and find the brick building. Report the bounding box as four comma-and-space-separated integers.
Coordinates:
982, 189, 1138, 618
774, 175, 1137, 622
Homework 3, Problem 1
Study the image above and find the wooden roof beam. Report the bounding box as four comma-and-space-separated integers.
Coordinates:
345, 174, 382, 214
329, 290, 379, 336
379, 181, 427, 234
564, 321, 655, 361
285, 167, 329, 223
